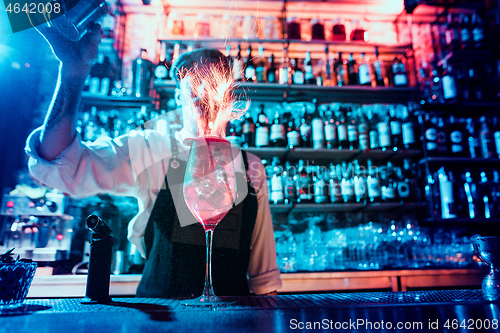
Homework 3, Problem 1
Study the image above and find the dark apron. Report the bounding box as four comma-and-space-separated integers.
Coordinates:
136, 146, 257, 298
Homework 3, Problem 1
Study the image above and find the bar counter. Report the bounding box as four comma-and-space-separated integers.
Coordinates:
4, 290, 500, 333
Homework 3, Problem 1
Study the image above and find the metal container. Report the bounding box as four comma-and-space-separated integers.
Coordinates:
49, 0, 108, 42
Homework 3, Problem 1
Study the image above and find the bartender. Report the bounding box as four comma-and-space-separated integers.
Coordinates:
25, 23, 281, 297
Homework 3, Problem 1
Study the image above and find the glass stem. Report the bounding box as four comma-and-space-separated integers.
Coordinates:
202, 229, 216, 298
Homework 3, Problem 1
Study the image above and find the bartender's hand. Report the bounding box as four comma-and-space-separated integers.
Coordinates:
35, 23, 102, 161
36, 23, 102, 79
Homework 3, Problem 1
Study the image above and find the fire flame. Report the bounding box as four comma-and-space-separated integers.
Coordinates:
177, 60, 247, 138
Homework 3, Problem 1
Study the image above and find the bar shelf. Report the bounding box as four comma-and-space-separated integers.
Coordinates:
244, 147, 421, 163
154, 80, 418, 104
270, 201, 425, 214
81, 94, 153, 109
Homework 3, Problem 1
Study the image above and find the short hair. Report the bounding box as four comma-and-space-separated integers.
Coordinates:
169, 48, 231, 88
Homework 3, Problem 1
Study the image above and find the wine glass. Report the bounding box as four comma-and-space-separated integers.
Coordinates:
473, 236, 500, 301
181, 136, 237, 307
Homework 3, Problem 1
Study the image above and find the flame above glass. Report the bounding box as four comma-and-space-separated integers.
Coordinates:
177, 60, 247, 138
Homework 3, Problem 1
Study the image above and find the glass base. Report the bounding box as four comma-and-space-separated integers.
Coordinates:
180, 295, 235, 308
0, 301, 23, 311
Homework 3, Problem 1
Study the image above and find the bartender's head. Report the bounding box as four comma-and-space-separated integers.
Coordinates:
169, 48, 233, 137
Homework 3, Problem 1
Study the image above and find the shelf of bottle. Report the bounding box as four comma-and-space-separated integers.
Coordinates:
270, 201, 425, 214
244, 147, 421, 163
423, 217, 500, 224
155, 80, 418, 104
418, 156, 500, 166
81, 94, 153, 108
158, 37, 411, 55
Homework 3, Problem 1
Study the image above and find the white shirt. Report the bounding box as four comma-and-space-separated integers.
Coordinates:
25, 126, 282, 295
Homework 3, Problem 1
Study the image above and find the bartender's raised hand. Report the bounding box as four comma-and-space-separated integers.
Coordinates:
36, 22, 102, 79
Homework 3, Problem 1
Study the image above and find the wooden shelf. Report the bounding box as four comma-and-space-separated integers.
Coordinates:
81, 94, 153, 108
154, 80, 418, 104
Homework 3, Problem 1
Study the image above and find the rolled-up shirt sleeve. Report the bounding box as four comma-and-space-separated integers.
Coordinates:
25, 126, 138, 198
246, 153, 282, 295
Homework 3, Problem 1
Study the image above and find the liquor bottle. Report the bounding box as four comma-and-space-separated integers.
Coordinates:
472, 13, 485, 50
353, 160, 367, 203
311, 99, 324, 149
448, 116, 467, 156
368, 108, 380, 150
377, 109, 391, 151
462, 169, 480, 219
479, 170, 494, 219
323, 46, 334, 87
460, 14, 473, 50
270, 111, 286, 147
83, 107, 99, 141
336, 108, 348, 150
304, 51, 316, 84
297, 160, 313, 203
335, 52, 347, 87
494, 117, 500, 159
255, 105, 270, 148
441, 63, 457, 103
429, 65, 445, 104
479, 116, 496, 159
466, 118, 480, 158
279, 47, 290, 85
491, 169, 500, 217
299, 106, 312, 148
332, 18, 346, 41
358, 53, 372, 86
395, 166, 411, 201
436, 117, 448, 155
154, 42, 170, 80
392, 56, 408, 87
401, 105, 418, 150
241, 110, 255, 148
255, 45, 266, 83
423, 113, 438, 156
340, 162, 355, 203
381, 162, 397, 202
283, 161, 297, 204
372, 47, 385, 87
366, 159, 381, 203
313, 166, 328, 204
346, 109, 359, 150
233, 45, 243, 81
270, 157, 284, 204
357, 109, 370, 151
445, 13, 460, 53
438, 166, 457, 219
267, 54, 277, 83
402, 159, 418, 201
329, 163, 343, 203
226, 119, 240, 146
324, 106, 337, 149
469, 67, 485, 102
244, 45, 256, 82
292, 58, 304, 85
425, 171, 441, 219
225, 44, 232, 67
389, 106, 403, 151
286, 114, 300, 149
347, 53, 358, 85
